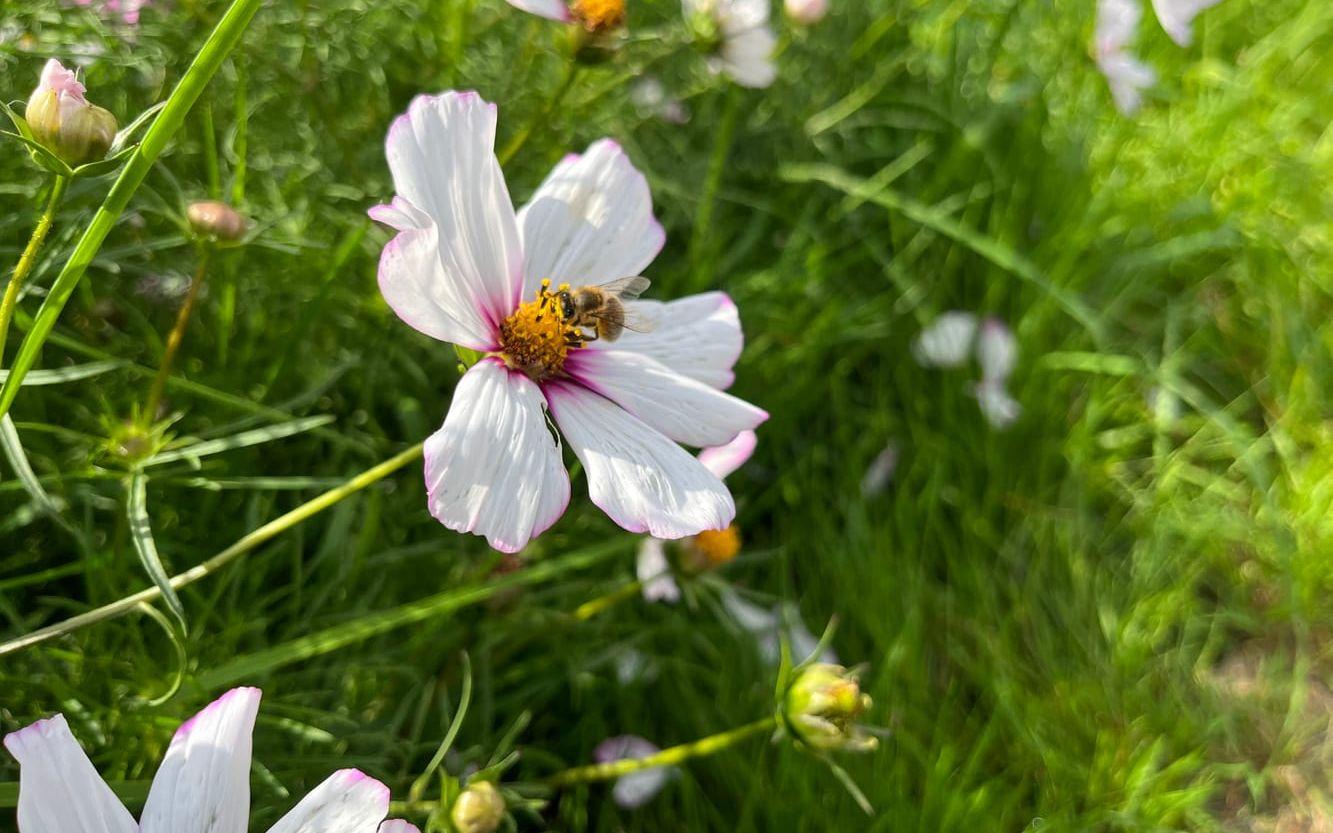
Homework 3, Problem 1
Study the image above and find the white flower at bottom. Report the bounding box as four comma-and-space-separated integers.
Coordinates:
4, 687, 414, 833
683, 0, 778, 89
371, 92, 767, 553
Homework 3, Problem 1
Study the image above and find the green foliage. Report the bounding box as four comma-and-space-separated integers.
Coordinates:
0, 0, 1328, 831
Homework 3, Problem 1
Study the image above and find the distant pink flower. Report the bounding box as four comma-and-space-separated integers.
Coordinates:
785, 0, 828, 26
71, 0, 151, 25
370, 92, 766, 553
4, 687, 415, 833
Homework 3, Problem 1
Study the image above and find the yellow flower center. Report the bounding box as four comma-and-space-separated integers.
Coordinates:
498, 279, 584, 380
571, 0, 626, 31
691, 524, 742, 566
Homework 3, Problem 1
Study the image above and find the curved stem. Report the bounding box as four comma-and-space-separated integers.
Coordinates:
0, 440, 424, 658
547, 717, 776, 785
497, 61, 581, 166
0, 176, 69, 364
572, 578, 643, 620
142, 247, 211, 423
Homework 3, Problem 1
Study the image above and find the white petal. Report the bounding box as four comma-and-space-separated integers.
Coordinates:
613, 769, 673, 809
3, 715, 137, 833
717, 0, 771, 30
912, 311, 977, 368
376, 220, 497, 351
592, 291, 743, 389
546, 382, 735, 538
1098, 51, 1156, 115
1095, 0, 1142, 54
859, 442, 898, 497
378, 823, 421, 833
265, 770, 390, 833
721, 25, 778, 89
973, 381, 1023, 430
976, 317, 1018, 384
636, 538, 681, 604
425, 358, 570, 553
517, 139, 665, 295
566, 349, 767, 448
505, 0, 570, 20
718, 587, 776, 634
139, 687, 262, 833
697, 429, 757, 479
1151, 0, 1221, 46
384, 92, 523, 341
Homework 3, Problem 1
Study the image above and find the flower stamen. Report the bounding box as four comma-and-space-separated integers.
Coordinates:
571, 0, 626, 31
498, 279, 585, 380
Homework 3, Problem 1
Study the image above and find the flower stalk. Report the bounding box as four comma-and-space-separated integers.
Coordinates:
572, 578, 643, 620
142, 247, 210, 424
546, 717, 776, 785
0, 176, 69, 364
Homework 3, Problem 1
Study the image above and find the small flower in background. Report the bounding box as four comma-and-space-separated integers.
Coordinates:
912, 310, 977, 368
972, 317, 1022, 430
859, 441, 898, 497
505, 0, 626, 32
782, 663, 878, 753
450, 780, 506, 833
370, 92, 766, 553
593, 736, 678, 809
134, 271, 195, 304
4, 687, 415, 833
635, 430, 757, 603
683, 0, 778, 89
720, 588, 835, 666
630, 78, 690, 124
24, 58, 118, 167
71, 0, 151, 26
186, 199, 248, 243
784, 0, 828, 26
1093, 0, 1156, 115
1150, 0, 1223, 46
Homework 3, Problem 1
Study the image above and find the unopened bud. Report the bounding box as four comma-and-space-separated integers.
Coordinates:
783, 663, 877, 752
785, 0, 828, 25
187, 200, 248, 242
25, 59, 117, 167
450, 781, 506, 833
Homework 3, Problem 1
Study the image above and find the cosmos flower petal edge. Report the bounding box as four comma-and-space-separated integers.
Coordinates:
4, 714, 138, 833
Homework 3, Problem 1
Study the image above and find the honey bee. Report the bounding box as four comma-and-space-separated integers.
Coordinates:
556, 276, 653, 343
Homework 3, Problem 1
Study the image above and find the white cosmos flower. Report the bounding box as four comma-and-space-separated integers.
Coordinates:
636, 430, 758, 603
1093, 0, 1156, 115
4, 687, 416, 833
1150, 0, 1222, 46
972, 317, 1022, 429
683, 0, 778, 89
593, 736, 677, 809
370, 92, 766, 553
912, 311, 977, 368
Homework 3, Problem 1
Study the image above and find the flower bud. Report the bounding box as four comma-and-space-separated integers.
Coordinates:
785, 0, 828, 25
25, 59, 117, 167
187, 200, 248, 242
450, 781, 506, 833
783, 663, 877, 752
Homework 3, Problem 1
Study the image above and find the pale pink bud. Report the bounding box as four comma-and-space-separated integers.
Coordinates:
785, 0, 828, 25
25, 59, 117, 166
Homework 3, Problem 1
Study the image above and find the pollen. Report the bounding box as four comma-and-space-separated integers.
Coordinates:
690, 524, 742, 567
499, 280, 583, 380
571, 0, 626, 31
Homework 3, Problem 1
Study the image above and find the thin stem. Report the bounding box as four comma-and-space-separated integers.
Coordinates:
688, 86, 740, 288
0, 441, 424, 658
0, 176, 69, 363
497, 61, 581, 166
547, 717, 777, 785
572, 579, 642, 620
143, 248, 211, 424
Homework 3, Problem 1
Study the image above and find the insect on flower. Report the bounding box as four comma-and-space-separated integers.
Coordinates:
4, 687, 418, 833
370, 92, 767, 553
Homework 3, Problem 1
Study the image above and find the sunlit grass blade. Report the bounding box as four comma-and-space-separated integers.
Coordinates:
0, 359, 120, 386
0, 415, 63, 517
143, 414, 335, 467
126, 470, 189, 632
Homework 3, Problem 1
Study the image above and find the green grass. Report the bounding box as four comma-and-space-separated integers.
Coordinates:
0, 0, 1329, 831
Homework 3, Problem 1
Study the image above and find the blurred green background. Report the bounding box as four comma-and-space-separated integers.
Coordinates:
0, 0, 1329, 830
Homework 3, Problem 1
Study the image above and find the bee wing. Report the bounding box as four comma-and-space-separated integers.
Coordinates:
596, 276, 651, 302
585, 304, 657, 334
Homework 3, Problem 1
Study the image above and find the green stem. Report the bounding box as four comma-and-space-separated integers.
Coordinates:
0, 176, 69, 364
0, 441, 424, 658
688, 87, 740, 287
497, 61, 581, 166
142, 248, 211, 424
572, 579, 643, 620
547, 717, 777, 785
0, 0, 263, 423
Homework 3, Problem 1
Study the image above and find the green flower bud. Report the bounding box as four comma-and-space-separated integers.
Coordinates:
187, 200, 248, 242
450, 781, 506, 833
783, 663, 878, 753
25, 59, 117, 167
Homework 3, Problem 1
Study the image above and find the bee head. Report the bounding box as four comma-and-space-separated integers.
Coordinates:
556, 290, 577, 321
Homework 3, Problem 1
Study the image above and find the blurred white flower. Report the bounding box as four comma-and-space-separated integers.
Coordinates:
636, 537, 682, 603
912, 311, 977, 368
785, 0, 828, 25
4, 688, 414, 833
973, 381, 1022, 430
72, 0, 151, 25
720, 589, 836, 666
1151, 0, 1222, 46
976, 317, 1018, 384
1093, 0, 1156, 115
683, 0, 778, 89
860, 442, 898, 497
593, 736, 677, 808
630, 78, 689, 124
370, 92, 765, 553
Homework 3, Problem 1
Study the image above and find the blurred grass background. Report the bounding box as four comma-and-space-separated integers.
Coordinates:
0, 0, 1330, 830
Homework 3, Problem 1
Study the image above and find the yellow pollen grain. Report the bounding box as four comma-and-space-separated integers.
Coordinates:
571, 0, 626, 31
691, 525, 741, 566
499, 284, 582, 380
